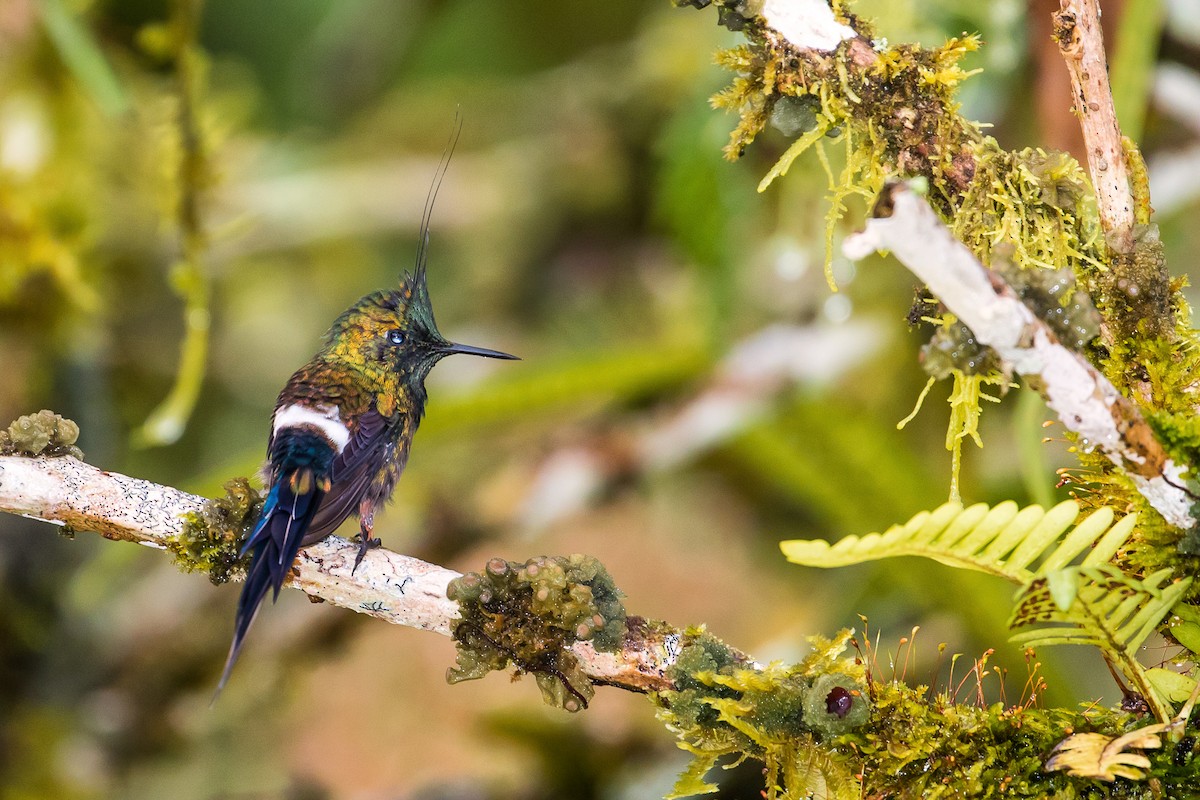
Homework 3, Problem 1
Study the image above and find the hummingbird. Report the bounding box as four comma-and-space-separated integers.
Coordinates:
217, 130, 517, 692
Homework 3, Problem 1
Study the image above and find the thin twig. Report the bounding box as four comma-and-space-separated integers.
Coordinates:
1053, 0, 1136, 253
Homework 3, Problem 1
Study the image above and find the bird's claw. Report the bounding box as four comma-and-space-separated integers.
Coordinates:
352, 535, 382, 573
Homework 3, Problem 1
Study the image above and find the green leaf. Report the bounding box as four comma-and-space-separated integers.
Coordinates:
1169, 619, 1200, 655
1145, 668, 1197, 704
1046, 568, 1079, 612
1110, 0, 1165, 142
36, 0, 129, 117
780, 500, 1137, 585
667, 749, 721, 799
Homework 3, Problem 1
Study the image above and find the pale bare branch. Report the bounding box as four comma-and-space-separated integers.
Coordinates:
1053, 0, 1136, 253
0, 454, 682, 693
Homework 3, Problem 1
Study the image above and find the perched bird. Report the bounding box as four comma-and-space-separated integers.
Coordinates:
217, 136, 516, 692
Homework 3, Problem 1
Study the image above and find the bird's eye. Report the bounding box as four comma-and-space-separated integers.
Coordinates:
387, 330, 405, 346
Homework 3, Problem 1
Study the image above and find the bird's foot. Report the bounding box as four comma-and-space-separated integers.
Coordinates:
352, 534, 382, 573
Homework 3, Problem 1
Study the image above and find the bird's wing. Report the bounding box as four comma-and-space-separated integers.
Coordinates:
300, 408, 397, 545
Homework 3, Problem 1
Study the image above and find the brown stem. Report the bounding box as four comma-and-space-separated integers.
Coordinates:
1053, 0, 1135, 254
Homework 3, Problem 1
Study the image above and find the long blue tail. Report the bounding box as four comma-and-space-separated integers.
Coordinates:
216, 431, 333, 695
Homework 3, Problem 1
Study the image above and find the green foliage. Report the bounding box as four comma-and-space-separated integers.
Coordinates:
851, 681, 1182, 798
0, 409, 82, 459
446, 554, 627, 713
168, 477, 258, 585
133, 0, 213, 448
657, 629, 869, 799
37, 0, 129, 117
1009, 564, 1191, 720
783, 499, 1191, 720
423, 340, 710, 436
781, 500, 1136, 584
1110, 0, 1166, 151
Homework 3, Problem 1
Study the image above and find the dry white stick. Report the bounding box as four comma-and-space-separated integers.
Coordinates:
1054, 0, 1135, 253
0, 454, 680, 692
844, 185, 1195, 529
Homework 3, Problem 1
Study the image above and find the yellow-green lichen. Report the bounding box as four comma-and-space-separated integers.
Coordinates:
446, 554, 627, 713
168, 477, 258, 585
0, 410, 83, 459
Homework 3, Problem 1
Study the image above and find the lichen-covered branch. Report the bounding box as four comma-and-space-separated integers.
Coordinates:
3, 437, 1196, 795
0, 453, 680, 692
686, 0, 1183, 370
843, 183, 1195, 530
679, 0, 1194, 543
1053, 0, 1135, 254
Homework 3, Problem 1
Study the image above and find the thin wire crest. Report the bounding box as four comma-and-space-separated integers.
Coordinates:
414, 109, 463, 280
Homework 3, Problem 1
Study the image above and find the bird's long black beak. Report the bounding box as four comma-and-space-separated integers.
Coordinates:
440, 342, 519, 360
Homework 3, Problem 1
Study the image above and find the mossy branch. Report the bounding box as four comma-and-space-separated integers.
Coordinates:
135, 0, 213, 447
0, 452, 691, 694
3, 436, 1199, 793
844, 183, 1196, 530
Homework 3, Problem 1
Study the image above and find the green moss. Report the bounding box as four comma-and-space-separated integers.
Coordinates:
997, 258, 1101, 351
166, 477, 259, 585
665, 650, 1197, 799
669, 628, 740, 691
656, 628, 1200, 797
1094, 225, 1175, 344
849, 681, 1196, 798
446, 554, 627, 713
0, 410, 83, 459
921, 320, 1001, 380
656, 629, 871, 798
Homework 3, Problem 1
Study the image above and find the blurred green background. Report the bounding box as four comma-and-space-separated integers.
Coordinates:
3, 0, 1200, 797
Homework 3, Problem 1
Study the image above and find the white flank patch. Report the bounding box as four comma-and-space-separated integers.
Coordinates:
273, 404, 351, 452
757, 0, 857, 51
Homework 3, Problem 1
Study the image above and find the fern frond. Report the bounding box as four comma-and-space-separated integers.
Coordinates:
780, 500, 1136, 584
1009, 564, 1192, 721
1008, 565, 1191, 653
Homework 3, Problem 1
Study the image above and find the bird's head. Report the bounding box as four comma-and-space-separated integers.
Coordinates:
324, 266, 517, 385
322, 116, 515, 390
